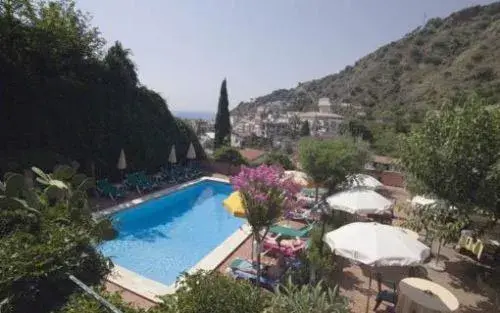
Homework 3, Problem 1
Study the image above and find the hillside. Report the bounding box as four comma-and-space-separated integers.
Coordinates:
233, 2, 500, 146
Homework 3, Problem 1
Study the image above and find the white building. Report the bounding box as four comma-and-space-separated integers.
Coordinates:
318, 98, 333, 113
297, 111, 343, 135
231, 132, 243, 148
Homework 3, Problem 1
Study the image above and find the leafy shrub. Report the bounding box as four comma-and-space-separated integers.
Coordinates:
213, 146, 248, 166
473, 67, 496, 81
287, 226, 339, 287
410, 47, 423, 62
426, 17, 444, 29
56, 288, 145, 313
388, 57, 400, 65
0, 166, 113, 313
423, 55, 443, 65
471, 52, 484, 63
413, 36, 425, 46
475, 20, 490, 30
431, 40, 448, 52
155, 271, 268, 313
263, 152, 295, 170
266, 278, 349, 313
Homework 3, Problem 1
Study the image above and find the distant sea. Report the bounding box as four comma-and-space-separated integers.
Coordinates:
173, 111, 215, 120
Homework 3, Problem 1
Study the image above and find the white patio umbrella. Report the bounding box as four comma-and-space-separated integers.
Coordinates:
346, 173, 383, 189
168, 145, 177, 164
117, 149, 127, 170
323, 222, 430, 266
284, 170, 311, 187
326, 189, 392, 215
186, 142, 196, 160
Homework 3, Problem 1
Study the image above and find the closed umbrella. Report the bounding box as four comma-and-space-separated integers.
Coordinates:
186, 142, 196, 160
168, 145, 177, 164
410, 195, 436, 207
346, 173, 383, 189
117, 149, 127, 170
117, 149, 127, 180
326, 189, 392, 215
323, 222, 430, 267
223, 191, 245, 218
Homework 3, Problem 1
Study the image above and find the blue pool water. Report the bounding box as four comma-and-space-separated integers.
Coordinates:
99, 180, 243, 286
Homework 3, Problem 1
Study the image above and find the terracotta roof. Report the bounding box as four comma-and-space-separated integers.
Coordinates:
373, 155, 397, 165
239, 148, 266, 162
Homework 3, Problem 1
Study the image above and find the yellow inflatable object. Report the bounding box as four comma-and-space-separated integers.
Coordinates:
223, 191, 246, 218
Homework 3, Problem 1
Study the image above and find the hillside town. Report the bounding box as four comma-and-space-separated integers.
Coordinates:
189, 97, 351, 155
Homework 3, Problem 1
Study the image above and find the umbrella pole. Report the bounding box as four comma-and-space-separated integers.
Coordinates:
251, 238, 254, 262
366, 271, 372, 313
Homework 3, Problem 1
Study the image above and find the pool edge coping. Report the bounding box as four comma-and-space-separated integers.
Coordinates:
95, 176, 251, 303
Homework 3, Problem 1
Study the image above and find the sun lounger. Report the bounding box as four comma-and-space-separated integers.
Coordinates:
285, 208, 314, 221
96, 179, 126, 201
263, 237, 306, 257
228, 258, 287, 291
269, 223, 313, 238
124, 172, 157, 194
229, 258, 265, 274
229, 268, 279, 291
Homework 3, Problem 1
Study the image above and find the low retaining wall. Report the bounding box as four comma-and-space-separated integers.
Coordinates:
365, 170, 405, 188
201, 161, 241, 176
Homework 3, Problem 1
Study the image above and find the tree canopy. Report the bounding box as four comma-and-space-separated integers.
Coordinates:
213, 146, 247, 166
263, 151, 295, 170
215, 79, 231, 148
298, 137, 369, 194
0, 0, 204, 178
299, 120, 311, 137
400, 94, 500, 221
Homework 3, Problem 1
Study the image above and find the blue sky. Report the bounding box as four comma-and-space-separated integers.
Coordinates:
78, 0, 495, 112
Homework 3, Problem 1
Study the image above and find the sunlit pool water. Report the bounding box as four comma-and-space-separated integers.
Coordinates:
99, 180, 243, 286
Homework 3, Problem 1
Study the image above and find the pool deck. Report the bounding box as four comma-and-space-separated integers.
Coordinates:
96, 176, 252, 303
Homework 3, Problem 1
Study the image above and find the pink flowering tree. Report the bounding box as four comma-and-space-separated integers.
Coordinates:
231, 164, 302, 287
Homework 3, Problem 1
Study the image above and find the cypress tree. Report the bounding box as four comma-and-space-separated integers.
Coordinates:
300, 120, 311, 137
215, 78, 231, 148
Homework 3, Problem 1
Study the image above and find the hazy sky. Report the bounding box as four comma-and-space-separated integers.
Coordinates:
78, 0, 495, 112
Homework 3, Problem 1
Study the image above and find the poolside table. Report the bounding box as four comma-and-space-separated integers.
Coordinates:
396, 278, 459, 313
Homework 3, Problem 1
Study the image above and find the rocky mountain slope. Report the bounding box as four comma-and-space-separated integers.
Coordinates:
232, 2, 500, 126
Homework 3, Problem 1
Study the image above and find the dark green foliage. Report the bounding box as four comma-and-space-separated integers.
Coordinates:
215, 79, 231, 149
0, 166, 113, 313
0, 0, 204, 178
339, 119, 373, 142
213, 146, 247, 166
401, 94, 500, 220
55, 287, 145, 313
268, 278, 349, 313
263, 152, 295, 170
299, 120, 311, 137
155, 271, 268, 313
423, 55, 443, 66
298, 137, 368, 194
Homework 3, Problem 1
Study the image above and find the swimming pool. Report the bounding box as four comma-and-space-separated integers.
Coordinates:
99, 180, 243, 286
